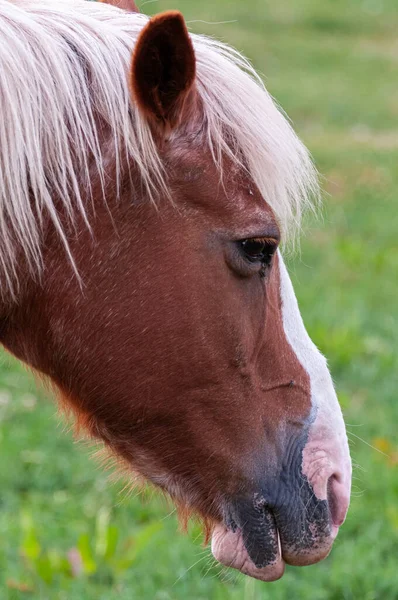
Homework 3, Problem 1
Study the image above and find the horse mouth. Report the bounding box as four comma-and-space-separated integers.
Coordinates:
211, 499, 340, 581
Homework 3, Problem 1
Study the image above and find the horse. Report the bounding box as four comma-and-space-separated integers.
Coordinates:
0, 0, 351, 582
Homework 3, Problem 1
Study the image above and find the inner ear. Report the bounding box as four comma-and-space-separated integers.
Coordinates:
130, 11, 196, 129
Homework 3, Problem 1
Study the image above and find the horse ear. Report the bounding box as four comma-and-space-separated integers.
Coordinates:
99, 0, 139, 12
130, 11, 196, 130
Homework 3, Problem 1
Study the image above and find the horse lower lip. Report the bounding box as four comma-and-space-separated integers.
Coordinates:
211, 524, 285, 582
221, 498, 281, 569
240, 504, 280, 568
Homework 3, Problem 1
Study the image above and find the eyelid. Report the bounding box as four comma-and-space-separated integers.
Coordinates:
249, 236, 279, 246
239, 236, 280, 251
234, 230, 280, 245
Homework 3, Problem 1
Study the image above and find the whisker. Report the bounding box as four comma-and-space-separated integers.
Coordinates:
187, 19, 238, 26
347, 432, 390, 458
172, 552, 211, 586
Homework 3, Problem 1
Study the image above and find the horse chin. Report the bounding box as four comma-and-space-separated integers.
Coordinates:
211, 524, 285, 582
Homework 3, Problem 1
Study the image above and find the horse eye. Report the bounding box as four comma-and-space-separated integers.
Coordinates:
239, 237, 277, 266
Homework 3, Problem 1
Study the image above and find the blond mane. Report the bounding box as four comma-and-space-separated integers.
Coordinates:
0, 0, 318, 299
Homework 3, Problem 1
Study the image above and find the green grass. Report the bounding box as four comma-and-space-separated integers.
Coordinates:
1, 0, 398, 597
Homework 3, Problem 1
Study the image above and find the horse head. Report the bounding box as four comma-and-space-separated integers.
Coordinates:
0, 1, 351, 581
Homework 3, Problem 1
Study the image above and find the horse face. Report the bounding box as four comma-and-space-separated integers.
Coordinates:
161, 149, 352, 579
0, 9, 351, 583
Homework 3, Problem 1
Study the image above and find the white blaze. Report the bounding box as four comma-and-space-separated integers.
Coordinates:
278, 252, 351, 509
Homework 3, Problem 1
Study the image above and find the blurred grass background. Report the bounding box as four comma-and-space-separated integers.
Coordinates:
1, 0, 398, 598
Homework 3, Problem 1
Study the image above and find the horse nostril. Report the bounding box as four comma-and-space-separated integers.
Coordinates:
327, 474, 349, 527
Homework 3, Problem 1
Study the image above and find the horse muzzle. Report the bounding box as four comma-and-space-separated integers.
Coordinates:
211, 433, 351, 581
211, 481, 346, 581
